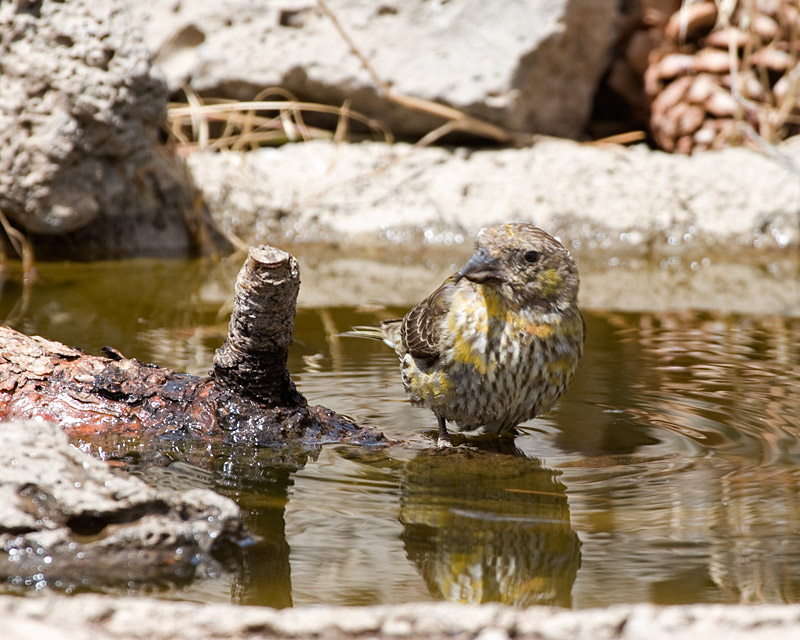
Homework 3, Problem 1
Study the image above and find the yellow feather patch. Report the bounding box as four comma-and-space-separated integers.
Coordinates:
452, 335, 491, 375
408, 368, 452, 399
519, 320, 554, 339
447, 289, 493, 375
545, 358, 574, 376
536, 269, 564, 297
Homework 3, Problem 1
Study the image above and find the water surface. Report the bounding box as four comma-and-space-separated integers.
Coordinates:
1, 257, 799, 608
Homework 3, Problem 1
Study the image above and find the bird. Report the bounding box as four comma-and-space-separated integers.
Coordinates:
351, 223, 584, 447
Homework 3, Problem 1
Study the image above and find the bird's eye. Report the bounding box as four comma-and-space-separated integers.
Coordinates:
523, 250, 540, 263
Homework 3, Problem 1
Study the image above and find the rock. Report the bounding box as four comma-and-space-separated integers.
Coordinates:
0, 420, 250, 592
3, 595, 800, 640
130, 0, 619, 139
0, 0, 228, 259
185, 138, 800, 252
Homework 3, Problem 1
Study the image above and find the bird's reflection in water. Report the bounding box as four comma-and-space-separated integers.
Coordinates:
399, 443, 580, 607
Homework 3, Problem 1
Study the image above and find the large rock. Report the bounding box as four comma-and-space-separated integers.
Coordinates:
186, 138, 800, 252
131, 0, 619, 139
0, 0, 227, 259
0, 420, 250, 592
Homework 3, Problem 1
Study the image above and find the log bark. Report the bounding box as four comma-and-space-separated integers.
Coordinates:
0, 245, 384, 448
212, 245, 303, 405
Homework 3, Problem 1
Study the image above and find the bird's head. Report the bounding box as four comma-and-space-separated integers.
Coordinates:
455, 223, 579, 309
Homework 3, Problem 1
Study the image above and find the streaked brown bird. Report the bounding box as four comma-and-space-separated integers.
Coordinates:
353, 223, 584, 446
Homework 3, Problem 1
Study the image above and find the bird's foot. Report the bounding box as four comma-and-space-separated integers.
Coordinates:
435, 433, 454, 448
435, 414, 453, 448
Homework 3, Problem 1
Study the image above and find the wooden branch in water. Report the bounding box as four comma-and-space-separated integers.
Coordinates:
0, 246, 384, 447
212, 245, 303, 405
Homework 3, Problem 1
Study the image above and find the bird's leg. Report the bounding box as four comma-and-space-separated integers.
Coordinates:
435, 414, 453, 448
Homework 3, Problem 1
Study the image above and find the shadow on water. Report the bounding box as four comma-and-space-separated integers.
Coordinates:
2, 258, 800, 607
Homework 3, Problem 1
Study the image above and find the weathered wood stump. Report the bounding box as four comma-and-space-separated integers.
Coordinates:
0, 246, 384, 448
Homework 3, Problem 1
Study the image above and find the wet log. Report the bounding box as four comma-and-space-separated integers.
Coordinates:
212, 245, 303, 406
0, 246, 384, 447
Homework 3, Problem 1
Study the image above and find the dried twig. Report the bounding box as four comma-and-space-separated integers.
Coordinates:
167, 93, 393, 153
0, 207, 35, 282
315, 0, 512, 144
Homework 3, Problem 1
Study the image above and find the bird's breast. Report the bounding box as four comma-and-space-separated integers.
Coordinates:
444, 286, 571, 375
445, 287, 493, 375
404, 285, 582, 431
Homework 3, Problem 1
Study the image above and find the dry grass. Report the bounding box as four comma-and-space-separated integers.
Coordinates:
710, 0, 800, 147
166, 86, 394, 155
0, 207, 36, 323
165, 0, 517, 155
0, 207, 35, 282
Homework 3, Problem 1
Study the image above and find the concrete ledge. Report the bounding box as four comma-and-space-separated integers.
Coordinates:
4, 595, 800, 640
188, 138, 800, 253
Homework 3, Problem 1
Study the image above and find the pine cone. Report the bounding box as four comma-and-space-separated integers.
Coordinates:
644, 0, 800, 153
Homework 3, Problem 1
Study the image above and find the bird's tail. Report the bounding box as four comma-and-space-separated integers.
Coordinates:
340, 319, 401, 351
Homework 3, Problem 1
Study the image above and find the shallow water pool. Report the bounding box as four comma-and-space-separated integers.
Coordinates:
1, 257, 799, 608
283, 308, 800, 608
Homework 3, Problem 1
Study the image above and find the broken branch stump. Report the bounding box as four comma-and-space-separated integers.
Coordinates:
0, 245, 384, 448
213, 245, 303, 405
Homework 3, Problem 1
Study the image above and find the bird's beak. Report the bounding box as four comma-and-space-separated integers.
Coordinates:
455, 248, 502, 284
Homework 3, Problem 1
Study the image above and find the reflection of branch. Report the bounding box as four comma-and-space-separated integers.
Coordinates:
316, 0, 512, 144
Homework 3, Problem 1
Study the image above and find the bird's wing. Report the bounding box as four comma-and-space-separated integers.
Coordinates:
400, 277, 456, 361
